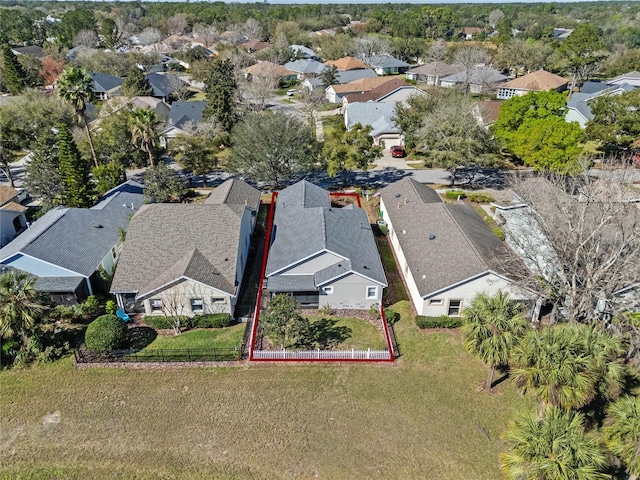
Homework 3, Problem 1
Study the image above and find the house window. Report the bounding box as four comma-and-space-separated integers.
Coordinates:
190, 298, 204, 313
448, 300, 462, 316
111, 246, 117, 260
366, 286, 378, 299
323, 286, 334, 295
150, 299, 163, 312
211, 297, 225, 304
429, 299, 443, 305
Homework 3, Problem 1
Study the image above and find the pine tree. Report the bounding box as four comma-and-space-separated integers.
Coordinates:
120, 67, 153, 97
2, 45, 27, 95
203, 59, 237, 132
57, 124, 95, 208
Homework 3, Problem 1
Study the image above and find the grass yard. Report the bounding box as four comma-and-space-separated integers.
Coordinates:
141, 325, 246, 351
295, 315, 387, 350
0, 299, 534, 479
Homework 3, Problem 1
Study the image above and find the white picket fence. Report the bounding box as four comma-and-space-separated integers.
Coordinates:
252, 348, 391, 360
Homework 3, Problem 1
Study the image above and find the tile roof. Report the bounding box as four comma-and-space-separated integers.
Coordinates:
204, 178, 261, 217
330, 76, 402, 94
0, 181, 145, 277
266, 181, 386, 288
0, 185, 18, 206
501, 69, 568, 91
326, 56, 368, 71
407, 61, 464, 78
380, 178, 516, 297
110, 204, 242, 296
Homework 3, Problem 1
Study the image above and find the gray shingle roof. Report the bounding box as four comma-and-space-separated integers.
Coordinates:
266, 181, 386, 288
441, 66, 507, 85
363, 54, 410, 69
0, 181, 145, 277
169, 101, 206, 128
110, 204, 243, 296
407, 62, 464, 77
345, 102, 397, 130
145, 73, 186, 97
336, 69, 378, 84
204, 178, 261, 217
283, 59, 327, 75
89, 72, 123, 93
380, 178, 515, 297
35, 276, 85, 293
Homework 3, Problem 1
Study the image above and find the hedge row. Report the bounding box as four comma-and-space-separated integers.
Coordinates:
415, 315, 463, 329
445, 190, 466, 200
144, 313, 234, 330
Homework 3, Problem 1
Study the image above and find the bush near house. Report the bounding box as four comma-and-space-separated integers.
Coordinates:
144, 313, 234, 330
85, 314, 127, 352
415, 315, 463, 329
385, 308, 400, 325
445, 190, 466, 200
467, 193, 495, 203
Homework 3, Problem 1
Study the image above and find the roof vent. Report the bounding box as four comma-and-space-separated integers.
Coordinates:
92, 223, 103, 228
428, 234, 436, 240
402, 230, 406, 235
395, 193, 401, 198
422, 275, 427, 279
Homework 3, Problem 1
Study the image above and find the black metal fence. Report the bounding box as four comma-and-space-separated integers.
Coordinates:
74, 344, 243, 364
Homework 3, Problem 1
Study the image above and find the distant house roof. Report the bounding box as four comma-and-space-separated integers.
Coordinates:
283, 59, 327, 75
0, 185, 19, 206
580, 81, 611, 94
343, 78, 410, 104
145, 73, 186, 98
266, 180, 386, 288
204, 178, 261, 218
11, 45, 46, 58
376, 85, 427, 105
566, 83, 636, 123
89, 72, 123, 93
345, 102, 398, 134
362, 54, 410, 69
379, 178, 517, 297
476, 100, 502, 127
0, 201, 27, 213
608, 71, 640, 86
335, 69, 378, 84
326, 56, 367, 71
441, 66, 507, 85
331, 76, 403, 94
406, 61, 464, 78
289, 44, 317, 59
463, 27, 483, 36
168, 101, 206, 129
0, 181, 145, 278
501, 69, 568, 91
241, 40, 270, 52
244, 61, 295, 78
552, 28, 573, 39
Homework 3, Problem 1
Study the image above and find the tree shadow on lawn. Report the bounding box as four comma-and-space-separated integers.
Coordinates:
126, 327, 158, 351
296, 318, 352, 349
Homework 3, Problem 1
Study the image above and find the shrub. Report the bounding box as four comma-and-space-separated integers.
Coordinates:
85, 314, 127, 352
492, 226, 506, 241
467, 193, 495, 203
415, 315, 463, 329
368, 303, 381, 319
318, 304, 335, 316
49, 305, 75, 321
445, 190, 466, 200
385, 308, 400, 325
192, 314, 234, 328
82, 295, 101, 317
144, 315, 175, 329
105, 300, 117, 314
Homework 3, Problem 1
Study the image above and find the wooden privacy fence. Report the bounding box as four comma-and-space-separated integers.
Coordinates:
252, 348, 391, 360
74, 344, 242, 364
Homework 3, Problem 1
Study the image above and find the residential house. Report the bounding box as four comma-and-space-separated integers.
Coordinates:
302, 69, 377, 93
566, 83, 636, 128
313, 28, 339, 37
379, 178, 527, 316
405, 62, 464, 85
283, 59, 328, 80
497, 69, 568, 100
89, 72, 123, 100
462, 27, 483, 40
289, 45, 320, 61
145, 73, 188, 102
326, 56, 368, 71
0, 186, 27, 247
243, 61, 297, 85
374, 85, 428, 105
162, 100, 207, 139
0, 181, 145, 304
11, 45, 46, 59
362, 54, 410, 75
219, 31, 248, 45
326, 76, 404, 104
344, 102, 402, 148
265, 181, 386, 309
608, 71, 640, 88
552, 28, 573, 40
474, 100, 502, 129
341, 78, 410, 106
110, 179, 260, 317
240, 40, 270, 53
440, 66, 507, 94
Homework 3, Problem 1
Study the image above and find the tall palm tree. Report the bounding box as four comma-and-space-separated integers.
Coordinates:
130, 108, 160, 167
462, 291, 528, 391
56, 66, 99, 168
603, 395, 640, 477
511, 323, 624, 411
0, 271, 46, 347
501, 407, 609, 480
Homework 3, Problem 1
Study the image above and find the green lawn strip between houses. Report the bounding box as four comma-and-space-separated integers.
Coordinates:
141, 324, 246, 351
0, 299, 534, 479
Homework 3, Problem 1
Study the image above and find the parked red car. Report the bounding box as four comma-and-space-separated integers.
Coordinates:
391, 146, 406, 158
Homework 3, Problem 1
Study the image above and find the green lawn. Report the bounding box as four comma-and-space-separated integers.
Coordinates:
142, 325, 246, 351
299, 315, 387, 350
0, 299, 534, 479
